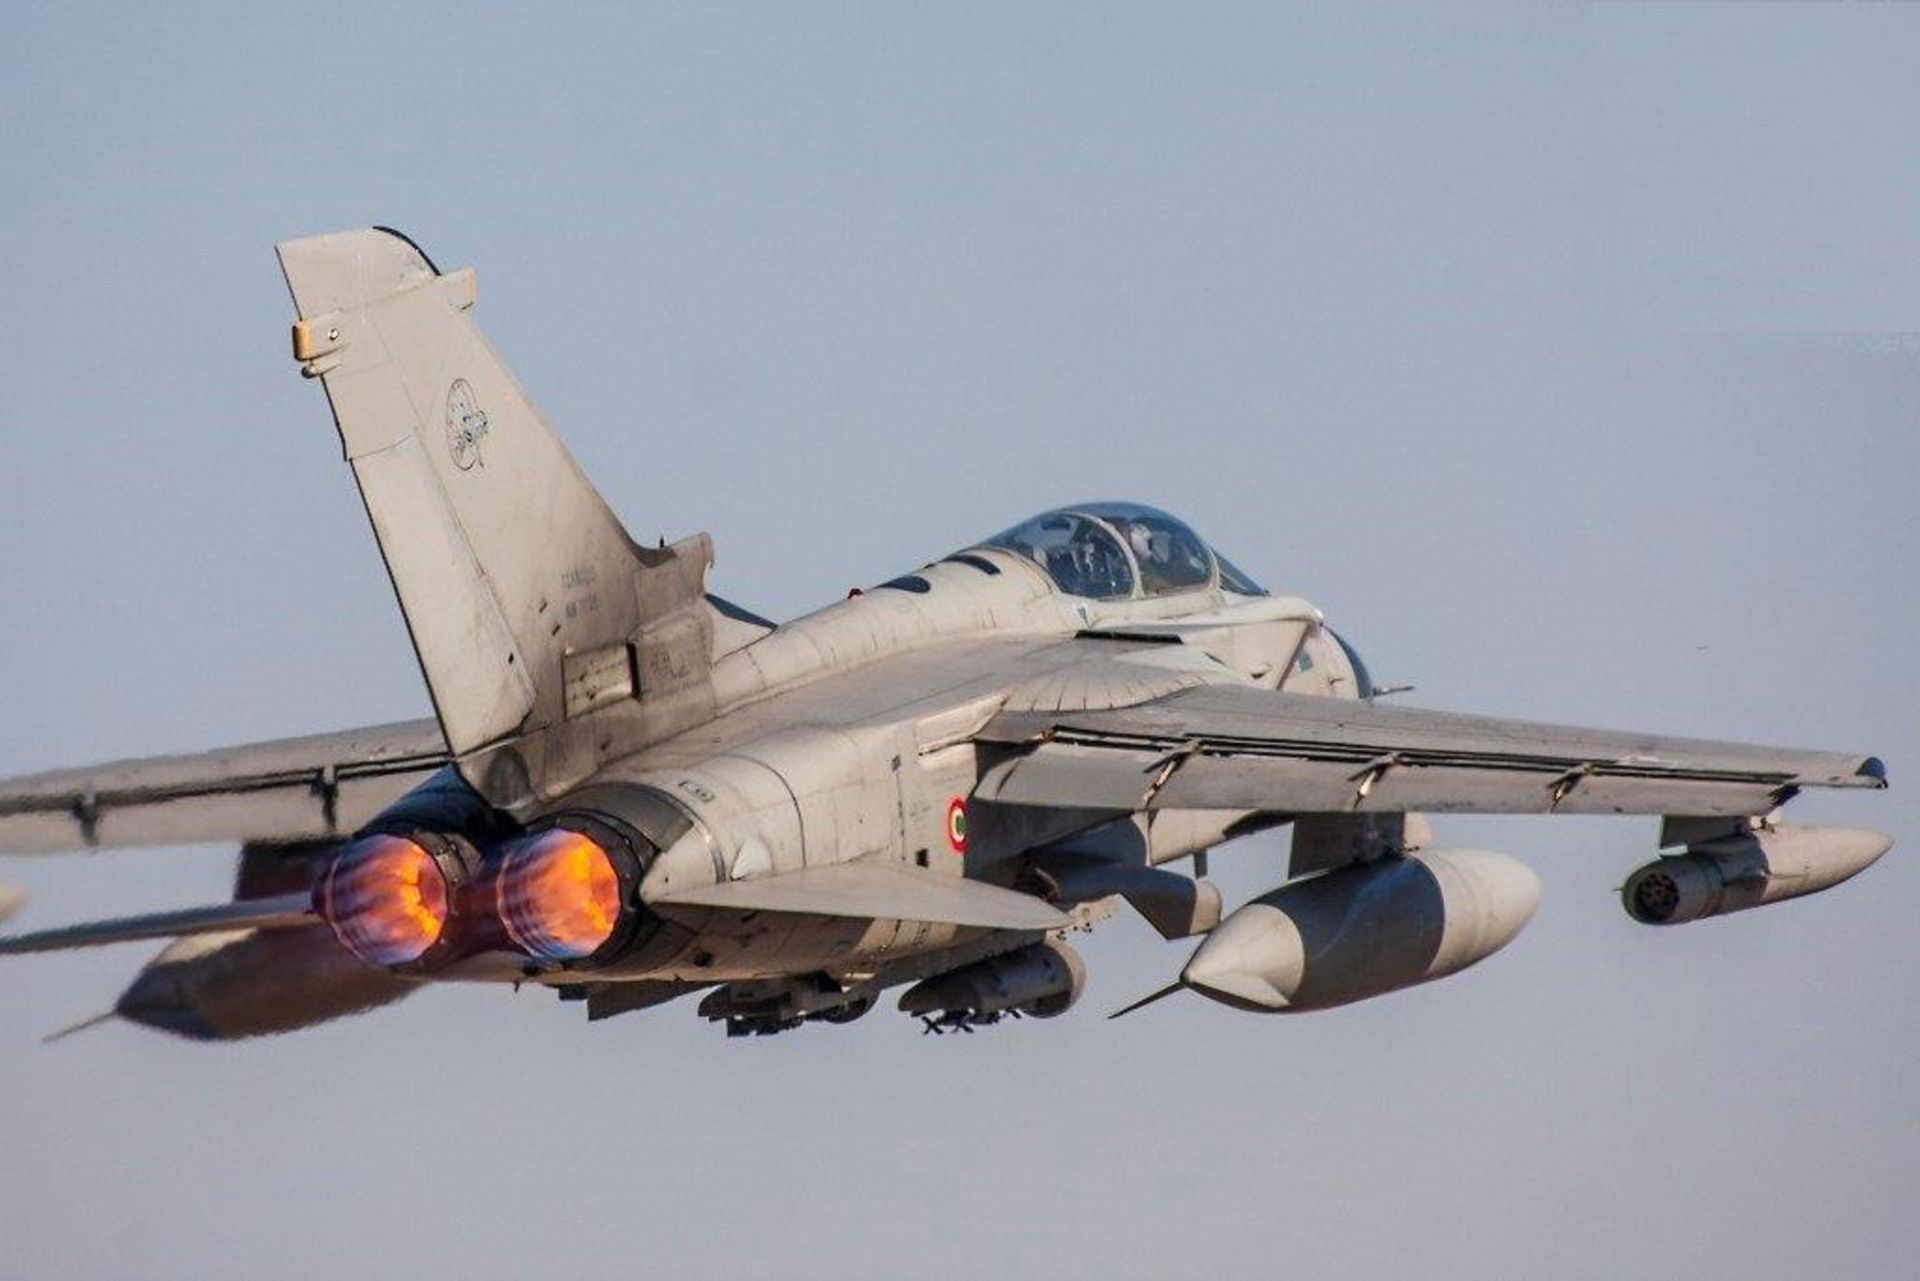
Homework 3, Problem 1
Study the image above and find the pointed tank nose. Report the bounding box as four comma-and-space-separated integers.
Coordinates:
114, 965, 218, 1040
1181, 901, 1303, 1012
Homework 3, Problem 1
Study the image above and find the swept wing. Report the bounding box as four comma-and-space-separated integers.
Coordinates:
0, 720, 450, 854
976, 684, 1885, 819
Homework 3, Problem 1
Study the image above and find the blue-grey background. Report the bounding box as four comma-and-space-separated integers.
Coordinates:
2, 5, 1915, 1278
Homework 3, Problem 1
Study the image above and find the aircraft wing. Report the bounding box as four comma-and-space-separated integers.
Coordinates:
0, 720, 451, 854
975, 684, 1886, 819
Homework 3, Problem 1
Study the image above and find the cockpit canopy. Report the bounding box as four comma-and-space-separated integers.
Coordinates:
978, 502, 1267, 601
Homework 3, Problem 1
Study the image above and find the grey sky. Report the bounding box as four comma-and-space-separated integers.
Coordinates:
2, 5, 1915, 1278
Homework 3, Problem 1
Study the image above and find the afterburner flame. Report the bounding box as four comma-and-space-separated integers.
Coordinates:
495, 829, 623, 961
316, 835, 450, 967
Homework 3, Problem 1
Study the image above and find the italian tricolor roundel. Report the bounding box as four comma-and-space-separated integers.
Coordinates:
945, 797, 968, 854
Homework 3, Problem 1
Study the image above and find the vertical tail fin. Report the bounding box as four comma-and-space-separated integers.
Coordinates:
277, 228, 713, 807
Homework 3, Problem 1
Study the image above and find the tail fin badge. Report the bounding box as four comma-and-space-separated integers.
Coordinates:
445, 379, 490, 470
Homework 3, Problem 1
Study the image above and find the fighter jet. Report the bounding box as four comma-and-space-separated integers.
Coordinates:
0, 228, 1893, 1040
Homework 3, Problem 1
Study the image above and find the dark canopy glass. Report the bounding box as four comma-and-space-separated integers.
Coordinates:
979, 502, 1267, 600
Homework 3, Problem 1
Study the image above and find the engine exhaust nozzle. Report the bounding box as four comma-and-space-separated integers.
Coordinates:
493, 827, 630, 962
313, 834, 454, 969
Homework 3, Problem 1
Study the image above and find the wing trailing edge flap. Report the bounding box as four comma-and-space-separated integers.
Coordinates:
650, 862, 1070, 931
0, 893, 316, 956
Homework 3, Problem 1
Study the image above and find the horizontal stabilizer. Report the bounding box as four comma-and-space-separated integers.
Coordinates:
0, 892, 314, 956
652, 863, 1070, 931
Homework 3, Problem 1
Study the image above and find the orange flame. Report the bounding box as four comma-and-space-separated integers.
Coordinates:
495, 829, 622, 961
317, 834, 450, 967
